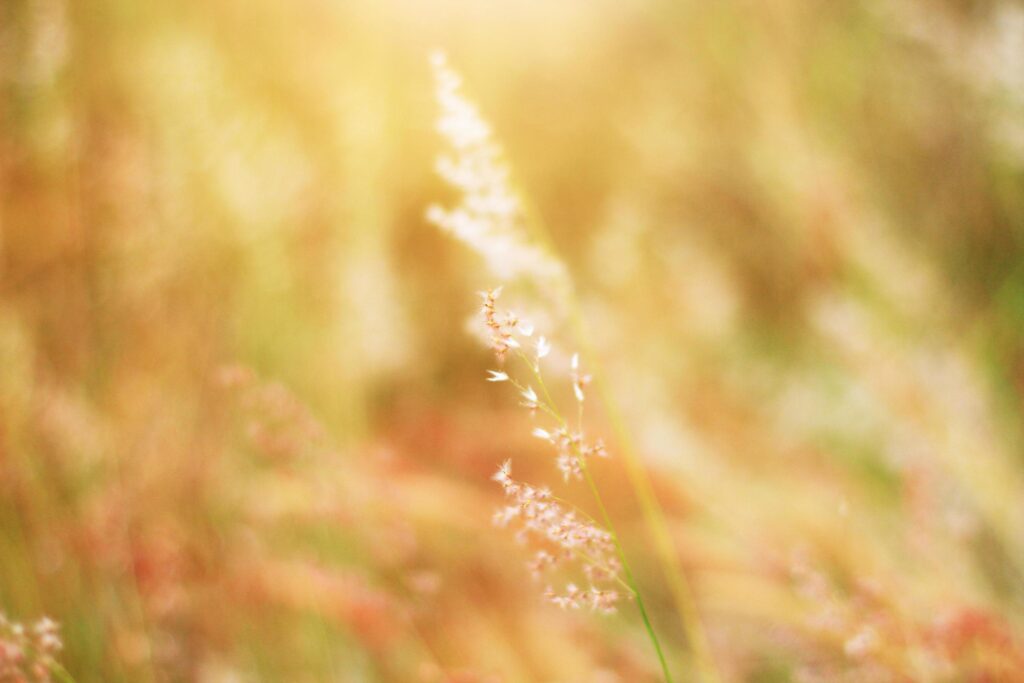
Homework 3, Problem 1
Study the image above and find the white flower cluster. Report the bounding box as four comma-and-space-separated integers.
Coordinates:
493, 461, 621, 613
426, 52, 565, 286
0, 613, 63, 683
480, 287, 606, 480
532, 426, 608, 483
479, 287, 620, 612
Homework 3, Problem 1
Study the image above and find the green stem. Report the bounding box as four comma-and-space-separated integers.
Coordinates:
516, 195, 720, 683
569, 306, 719, 683
513, 349, 674, 683
578, 459, 674, 683
48, 660, 77, 683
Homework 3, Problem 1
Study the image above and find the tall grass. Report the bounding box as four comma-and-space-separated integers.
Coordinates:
3, 0, 1024, 681
427, 52, 724, 682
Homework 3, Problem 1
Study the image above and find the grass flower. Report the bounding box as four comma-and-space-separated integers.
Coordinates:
472, 286, 675, 680
426, 52, 565, 287
491, 460, 623, 612
426, 53, 707, 682
0, 613, 69, 683
570, 353, 591, 403
536, 336, 551, 360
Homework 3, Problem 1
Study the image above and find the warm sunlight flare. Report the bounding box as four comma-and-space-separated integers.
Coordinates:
3, 0, 1024, 681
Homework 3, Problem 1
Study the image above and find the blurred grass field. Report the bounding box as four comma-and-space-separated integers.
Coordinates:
3, 0, 1024, 681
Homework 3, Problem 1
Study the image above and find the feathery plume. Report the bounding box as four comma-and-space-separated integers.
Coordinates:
426, 52, 565, 286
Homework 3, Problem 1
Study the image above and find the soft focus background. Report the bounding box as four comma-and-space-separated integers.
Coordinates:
3, 0, 1024, 681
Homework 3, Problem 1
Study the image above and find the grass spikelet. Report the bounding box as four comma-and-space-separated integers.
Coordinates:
426, 52, 566, 288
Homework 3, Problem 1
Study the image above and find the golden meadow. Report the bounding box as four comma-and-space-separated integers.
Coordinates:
2, 0, 1024, 681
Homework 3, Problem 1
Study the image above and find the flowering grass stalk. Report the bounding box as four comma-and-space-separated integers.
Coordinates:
426, 52, 565, 289
427, 52, 720, 682
479, 288, 674, 682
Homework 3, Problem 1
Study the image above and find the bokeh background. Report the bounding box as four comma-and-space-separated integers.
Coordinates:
3, 0, 1024, 681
